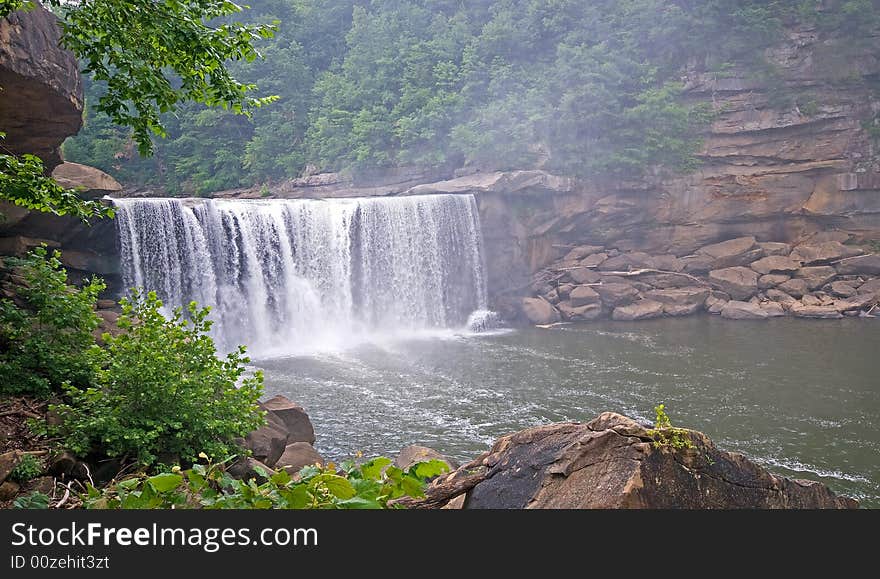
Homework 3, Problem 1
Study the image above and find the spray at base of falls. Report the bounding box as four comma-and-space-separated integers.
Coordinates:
113, 194, 491, 357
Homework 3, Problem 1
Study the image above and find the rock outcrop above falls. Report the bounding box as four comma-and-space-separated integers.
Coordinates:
399, 413, 857, 509
518, 235, 879, 324
0, 3, 83, 170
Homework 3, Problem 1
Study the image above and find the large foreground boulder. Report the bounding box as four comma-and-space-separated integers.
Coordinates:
521, 298, 561, 325
402, 414, 857, 509
260, 395, 316, 445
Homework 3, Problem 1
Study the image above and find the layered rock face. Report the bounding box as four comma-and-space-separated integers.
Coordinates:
0, 3, 82, 170
518, 235, 879, 323
404, 413, 857, 509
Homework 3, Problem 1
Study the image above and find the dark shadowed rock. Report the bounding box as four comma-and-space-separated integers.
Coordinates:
394, 445, 459, 471
611, 300, 664, 321
790, 241, 862, 265
708, 267, 759, 300
836, 255, 880, 276
721, 301, 769, 320
244, 412, 289, 467
277, 443, 324, 476
0, 481, 19, 501
594, 283, 640, 307
260, 395, 316, 445
521, 297, 561, 325
415, 414, 856, 509
569, 285, 600, 307
228, 457, 275, 482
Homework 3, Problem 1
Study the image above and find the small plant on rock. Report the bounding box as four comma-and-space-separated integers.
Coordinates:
8, 453, 43, 483
647, 404, 694, 451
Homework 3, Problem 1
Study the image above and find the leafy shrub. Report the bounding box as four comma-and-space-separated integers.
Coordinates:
0, 246, 103, 396
647, 404, 694, 450
83, 455, 450, 509
53, 290, 265, 466
12, 491, 50, 510
8, 453, 43, 483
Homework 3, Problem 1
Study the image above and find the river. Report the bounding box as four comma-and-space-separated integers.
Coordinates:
258, 317, 880, 507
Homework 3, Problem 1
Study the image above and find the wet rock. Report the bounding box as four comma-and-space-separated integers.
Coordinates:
698, 236, 763, 268
777, 278, 809, 298
261, 395, 316, 445
708, 267, 759, 300
277, 443, 324, 476
790, 241, 862, 265
758, 274, 790, 290
721, 301, 770, 320
594, 283, 640, 307
394, 445, 459, 471
569, 285, 600, 307
521, 298, 561, 325
611, 300, 664, 321
835, 254, 880, 276
750, 256, 801, 275
796, 266, 837, 290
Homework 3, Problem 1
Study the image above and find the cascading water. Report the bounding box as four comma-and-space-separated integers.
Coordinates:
113, 194, 489, 356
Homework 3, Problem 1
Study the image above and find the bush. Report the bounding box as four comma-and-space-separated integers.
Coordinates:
8, 453, 43, 483
53, 290, 265, 466
83, 455, 451, 509
0, 246, 103, 396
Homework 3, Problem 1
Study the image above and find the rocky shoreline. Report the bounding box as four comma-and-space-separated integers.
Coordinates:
515, 234, 879, 324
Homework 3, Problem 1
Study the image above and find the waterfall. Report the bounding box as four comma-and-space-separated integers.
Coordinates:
113, 194, 489, 356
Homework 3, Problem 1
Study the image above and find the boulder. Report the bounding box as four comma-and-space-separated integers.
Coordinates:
750, 256, 800, 275
777, 278, 809, 298
790, 241, 862, 265
758, 274, 790, 290
598, 252, 653, 272
648, 255, 684, 272
611, 300, 664, 321
557, 283, 574, 299
0, 450, 21, 485
801, 294, 822, 306
227, 457, 275, 482
796, 266, 837, 290
836, 255, 880, 276
638, 273, 694, 289
697, 236, 762, 268
558, 301, 603, 321
766, 289, 798, 307
394, 445, 459, 471
579, 252, 608, 268
758, 242, 791, 257
760, 301, 786, 317
51, 162, 123, 197
420, 414, 856, 509
244, 413, 289, 467
829, 281, 857, 298
594, 283, 640, 307
563, 245, 604, 262
791, 304, 844, 319
260, 395, 316, 445
521, 298, 561, 325
704, 291, 728, 314
644, 287, 709, 308
568, 268, 601, 284
721, 301, 770, 320
857, 278, 880, 295
569, 285, 600, 307
708, 267, 759, 300
680, 254, 716, 274
277, 442, 324, 476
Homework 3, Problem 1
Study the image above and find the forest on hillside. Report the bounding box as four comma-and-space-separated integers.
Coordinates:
63, 0, 880, 195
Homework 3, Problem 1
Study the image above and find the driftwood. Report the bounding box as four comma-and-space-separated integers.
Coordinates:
390, 470, 487, 509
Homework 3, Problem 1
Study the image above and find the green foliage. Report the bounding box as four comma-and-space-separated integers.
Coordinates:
52, 290, 265, 466
647, 404, 695, 451
83, 455, 450, 509
0, 246, 104, 396
8, 453, 43, 483
12, 491, 50, 509
0, 148, 114, 221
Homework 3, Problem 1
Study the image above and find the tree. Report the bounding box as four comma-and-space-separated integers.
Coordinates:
0, 0, 276, 219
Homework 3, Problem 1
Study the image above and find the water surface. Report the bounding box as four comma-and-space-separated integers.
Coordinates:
257, 317, 880, 507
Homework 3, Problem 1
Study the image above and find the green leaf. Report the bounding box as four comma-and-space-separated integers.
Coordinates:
410, 459, 450, 480
311, 474, 356, 500
359, 457, 391, 481
338, 496, 382, 509
147, 472, 183, 493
